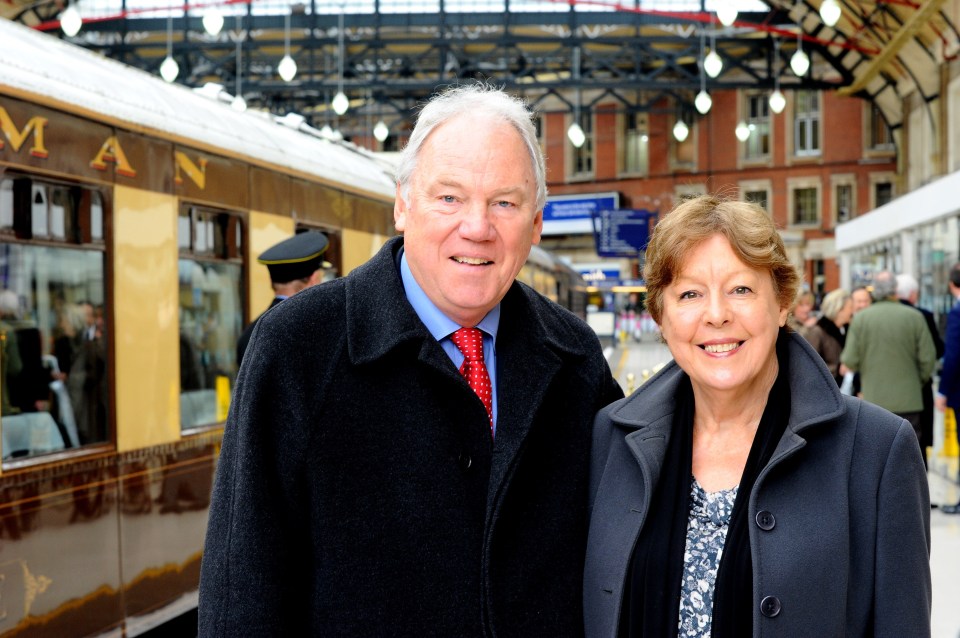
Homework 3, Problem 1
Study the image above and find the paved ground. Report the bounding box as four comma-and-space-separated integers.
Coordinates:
607, 337, 960, 637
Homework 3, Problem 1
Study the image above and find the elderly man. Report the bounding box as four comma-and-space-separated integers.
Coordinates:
198, 84, 623, 636
897, 273, 944, 466
841, 270, 937, 443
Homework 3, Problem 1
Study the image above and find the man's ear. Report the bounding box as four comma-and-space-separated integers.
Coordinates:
394, 183, 407, 232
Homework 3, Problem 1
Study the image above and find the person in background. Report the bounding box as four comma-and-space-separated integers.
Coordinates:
841, 270, 936, 444
235, 230, 328, 366
801, 288, 852, 386
199, 83, 623, 636
897, 273, 944, 466
937, 263, 960, 513
584, 195, 930, 638
851, 285, 873, 315
786, 289, 817, 336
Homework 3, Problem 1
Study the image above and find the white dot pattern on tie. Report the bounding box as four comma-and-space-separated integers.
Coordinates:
450, 327, 494, 436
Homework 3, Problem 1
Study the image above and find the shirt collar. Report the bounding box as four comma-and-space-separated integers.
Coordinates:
399, 250, 500, 341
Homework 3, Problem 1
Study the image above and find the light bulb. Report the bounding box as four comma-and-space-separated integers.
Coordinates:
231, 95, 247, 112
735, 121, 751, 141
695, 90, 712, 115
60, 5, 82, 37
673, 120, 689, 143
278, 55, 297, 82
332, 91, 349, 116
203, 10, 224, 36
769, 89, 786, 114
373, 120, 389, 142
160, 56, 179, 83
717, 6, 738, 27
820, 0, 842, 27
567, 122, 586, 148
791, 49, 810, 76
704, 50, 723, 78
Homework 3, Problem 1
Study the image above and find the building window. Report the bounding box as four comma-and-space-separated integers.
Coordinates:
793, 187, 819, 225
621, 112, 649, 175
569, 111, 594, 178
744, 94, 770, 160
868, 103, 894, 151
744, 190, 769, 212
0, 175, 108, 462
836, 183, 853, 223
178, 204, 243, 430
794, 90, 821, 156
875, 182, 893, 207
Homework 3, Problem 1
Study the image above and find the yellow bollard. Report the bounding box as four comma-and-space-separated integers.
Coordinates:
942, 407, 960, 458
626, 373, 635, 395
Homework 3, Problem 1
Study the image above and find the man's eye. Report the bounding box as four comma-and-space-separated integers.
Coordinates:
495, 200, 515, 208
441, 195, 457, 203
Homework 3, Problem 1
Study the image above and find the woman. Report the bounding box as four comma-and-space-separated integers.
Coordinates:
801, 288, 852, 386
786, 290, 817, 336
584, 196, 930, 638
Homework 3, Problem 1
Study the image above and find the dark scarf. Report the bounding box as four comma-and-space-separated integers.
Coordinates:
619, 332, 792, 638
816, 315, 845, 348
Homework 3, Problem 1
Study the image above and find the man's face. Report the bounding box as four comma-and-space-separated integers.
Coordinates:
852, 289, 872, 314
394, 115, 542, 327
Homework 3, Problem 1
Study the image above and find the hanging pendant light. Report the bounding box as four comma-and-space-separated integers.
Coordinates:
820, 0, 842, 27
331, 10, 348, 115
695, 90, 712, 115
791, 23, 810, 77
60, 4, 82, 37
673, 119, 689, 143
373, 120, 389, 142
716, 6, 738, 27
768, 38, 786, 114
203, 10, 224, 36
567, 46, 586, 148
160, 15, 178, 83
567, 122, 586, 148
278, 12, 297, 82
735, 121, 751, 141
704, 49, 723, 78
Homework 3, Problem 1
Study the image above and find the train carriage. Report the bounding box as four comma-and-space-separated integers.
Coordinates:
0, 18, 395, 636
0, 18, 589, 636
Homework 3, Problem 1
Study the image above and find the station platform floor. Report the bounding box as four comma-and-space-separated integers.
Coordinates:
603, 337, 960, 638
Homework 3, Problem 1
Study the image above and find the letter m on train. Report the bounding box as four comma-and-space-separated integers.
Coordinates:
0, 107, 49, 158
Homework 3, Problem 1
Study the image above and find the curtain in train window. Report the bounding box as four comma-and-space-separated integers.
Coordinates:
0, 244, 107, 460
178, 206, 243, 430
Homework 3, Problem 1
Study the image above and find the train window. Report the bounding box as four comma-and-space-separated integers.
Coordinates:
178, 204, 243, 430
0, 176, 108, 463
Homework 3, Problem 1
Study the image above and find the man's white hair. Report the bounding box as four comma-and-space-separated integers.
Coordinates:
896, 273, 919, 301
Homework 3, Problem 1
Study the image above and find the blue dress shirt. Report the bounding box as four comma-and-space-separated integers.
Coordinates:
400, 252, 499, 433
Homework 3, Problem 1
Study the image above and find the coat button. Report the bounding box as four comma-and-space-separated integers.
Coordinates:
755, 510, 776, 531
458, 453, 472, 471
760, 595, 781, 618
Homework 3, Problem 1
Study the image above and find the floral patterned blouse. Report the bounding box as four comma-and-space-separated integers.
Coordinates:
677, 477, 739, 637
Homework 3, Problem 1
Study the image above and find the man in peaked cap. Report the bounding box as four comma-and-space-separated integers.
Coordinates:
235, 230, 328, 366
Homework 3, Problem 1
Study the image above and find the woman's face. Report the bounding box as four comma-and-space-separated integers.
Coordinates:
659, 234, 788, 397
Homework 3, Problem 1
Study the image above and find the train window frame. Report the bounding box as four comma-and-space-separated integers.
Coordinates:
177, 203, 245, 434
0, 171, 111, 467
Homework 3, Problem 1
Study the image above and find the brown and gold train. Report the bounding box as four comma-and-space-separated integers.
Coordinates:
0, 18, 588, 637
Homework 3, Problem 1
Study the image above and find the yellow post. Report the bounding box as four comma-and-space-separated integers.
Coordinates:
942, 408, 960, 458
216, 375, 231, 422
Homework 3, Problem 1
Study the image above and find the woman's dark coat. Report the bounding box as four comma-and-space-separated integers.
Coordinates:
584, 333, 931, 638
199, 236, 624, 637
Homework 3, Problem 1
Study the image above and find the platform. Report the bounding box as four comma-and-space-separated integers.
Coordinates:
605, 338, 960, 638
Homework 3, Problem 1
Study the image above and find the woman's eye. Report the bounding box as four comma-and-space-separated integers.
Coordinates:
679, 290, 699, 300
732, 286, 752, 295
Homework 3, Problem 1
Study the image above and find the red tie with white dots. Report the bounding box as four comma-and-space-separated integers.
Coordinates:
450, 327, 494, 436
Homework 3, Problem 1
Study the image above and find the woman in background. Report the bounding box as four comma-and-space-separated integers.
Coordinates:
801, 288, 852, 386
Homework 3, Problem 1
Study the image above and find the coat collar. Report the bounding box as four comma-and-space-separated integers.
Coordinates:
609, 333, 845, 465
343, 237, 592, 496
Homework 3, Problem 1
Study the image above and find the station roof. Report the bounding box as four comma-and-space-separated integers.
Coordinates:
5, 0, 959, 139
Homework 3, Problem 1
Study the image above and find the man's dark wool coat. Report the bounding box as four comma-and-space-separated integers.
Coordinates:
198, 236, 624, 637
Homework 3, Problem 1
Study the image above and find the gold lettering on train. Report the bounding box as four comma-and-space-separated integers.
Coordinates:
89, 136, 137, 177
0, 108, 49, 159
174, 151, 208, 189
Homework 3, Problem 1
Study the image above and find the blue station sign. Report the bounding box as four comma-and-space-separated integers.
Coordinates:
541, 192, 619, 236
591, 208, 658, 257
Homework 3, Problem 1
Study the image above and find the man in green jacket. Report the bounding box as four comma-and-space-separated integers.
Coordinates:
841, 270, 937, 443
